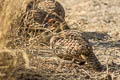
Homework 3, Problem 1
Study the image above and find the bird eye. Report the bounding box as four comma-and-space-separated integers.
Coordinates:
48, 19, 56, 24
53, 20, 56, 24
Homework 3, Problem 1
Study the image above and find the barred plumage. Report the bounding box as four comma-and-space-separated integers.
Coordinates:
50, 30, 103, 71
12, 0, 69, 46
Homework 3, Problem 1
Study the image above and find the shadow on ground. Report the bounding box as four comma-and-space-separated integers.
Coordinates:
81, 32, 120, 48
81, 32, 111, 40
97, 40, 120, 48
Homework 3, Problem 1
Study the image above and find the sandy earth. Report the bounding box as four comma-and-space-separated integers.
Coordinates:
2, 0, 120, 80
55, 0, 120, 80
26, 0, 120, 80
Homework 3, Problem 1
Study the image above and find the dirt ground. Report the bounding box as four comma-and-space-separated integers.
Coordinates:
56, 0, 120, 80
0, 0, 120, 80
21, 0, 120, 80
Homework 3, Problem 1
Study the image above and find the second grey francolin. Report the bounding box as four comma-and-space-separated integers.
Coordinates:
9, 0, 70, 48
20, 0, 69, 44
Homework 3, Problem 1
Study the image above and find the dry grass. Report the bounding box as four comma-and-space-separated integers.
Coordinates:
0, 0, 64, 79
0, 0, 33, 79
0, 0, 30, 48
0, 0, 120, 80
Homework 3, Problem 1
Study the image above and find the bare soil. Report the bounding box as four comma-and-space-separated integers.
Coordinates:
57, 0, 120, 80
1, 0, 120, 80
19, 0, 120, 80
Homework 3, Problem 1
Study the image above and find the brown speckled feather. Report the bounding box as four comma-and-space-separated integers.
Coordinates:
16, 0, 69, 45
50, 30, 103, 71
